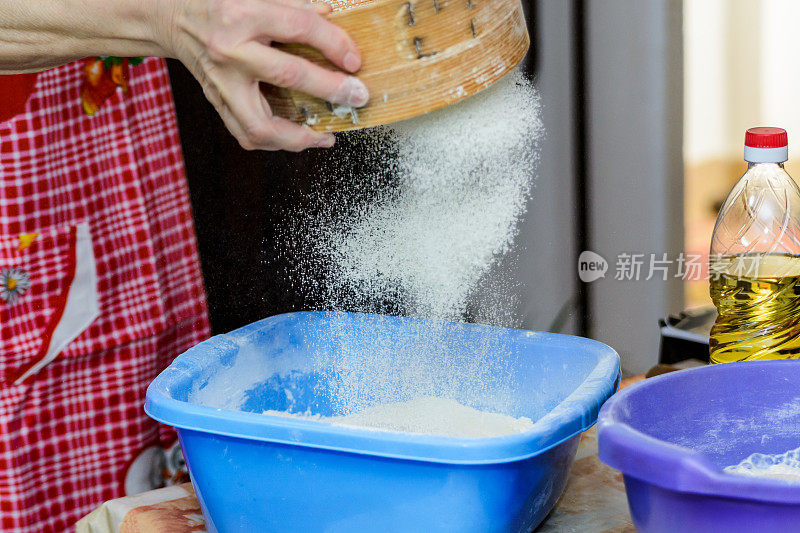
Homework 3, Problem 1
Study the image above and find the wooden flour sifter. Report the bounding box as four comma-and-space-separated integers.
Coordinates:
265, 0, 530, 131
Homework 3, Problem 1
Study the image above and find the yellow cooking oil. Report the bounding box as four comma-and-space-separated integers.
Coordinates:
710, 253, 800, 363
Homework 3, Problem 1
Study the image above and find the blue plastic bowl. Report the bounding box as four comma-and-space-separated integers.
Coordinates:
598, 361, 800, 533
146, 311, 619, 533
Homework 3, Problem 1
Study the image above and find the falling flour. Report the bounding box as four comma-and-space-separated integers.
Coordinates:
725, 446, 800, 484
264, 396, 534, 438
266, 68, 543, 426
289, 67, 542, 322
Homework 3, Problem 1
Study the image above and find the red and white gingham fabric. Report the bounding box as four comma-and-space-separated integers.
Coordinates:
0, 59, 210, 531
1, 226, 74, 381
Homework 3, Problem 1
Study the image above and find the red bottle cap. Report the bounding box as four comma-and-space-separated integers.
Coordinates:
745, 127, 788, 149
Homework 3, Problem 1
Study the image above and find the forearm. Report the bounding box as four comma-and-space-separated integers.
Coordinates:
0, 0, 368, 151
0, 0, 172, 73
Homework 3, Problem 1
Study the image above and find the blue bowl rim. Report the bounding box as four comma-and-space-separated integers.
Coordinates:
146, 311, 621, 465
598, 360, 800, 503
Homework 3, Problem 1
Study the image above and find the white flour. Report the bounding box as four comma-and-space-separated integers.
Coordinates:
290, 67, 542, 323
725, 445, 800, 484
264, 396, 534, 438
268, 68, 542, 420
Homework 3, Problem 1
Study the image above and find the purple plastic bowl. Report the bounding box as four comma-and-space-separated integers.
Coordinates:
598, 361, 800, 533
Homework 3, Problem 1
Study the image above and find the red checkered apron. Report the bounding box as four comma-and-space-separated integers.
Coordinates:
0, 59, 210, 531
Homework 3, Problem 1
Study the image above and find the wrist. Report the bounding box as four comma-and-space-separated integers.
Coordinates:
0, 0, 173, 73
144, 0, 184, 59
57, 0, 173, 59
65, 0, 176, 59
108, 0, 175, 58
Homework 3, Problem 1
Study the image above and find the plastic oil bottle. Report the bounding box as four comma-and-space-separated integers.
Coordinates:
709, 127, 800, 363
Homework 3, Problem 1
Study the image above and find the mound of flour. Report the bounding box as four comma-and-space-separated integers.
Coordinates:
264, 396, 534, 438
724, 446, 800, 484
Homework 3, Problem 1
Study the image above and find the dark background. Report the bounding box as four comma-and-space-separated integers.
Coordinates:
167, 0, 539, 335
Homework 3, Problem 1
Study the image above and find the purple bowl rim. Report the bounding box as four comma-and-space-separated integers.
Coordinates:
598, 361, 800, 503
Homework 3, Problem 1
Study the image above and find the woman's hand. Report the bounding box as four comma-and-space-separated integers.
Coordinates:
155, 0, 368, 151
0, 0, 361, 151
